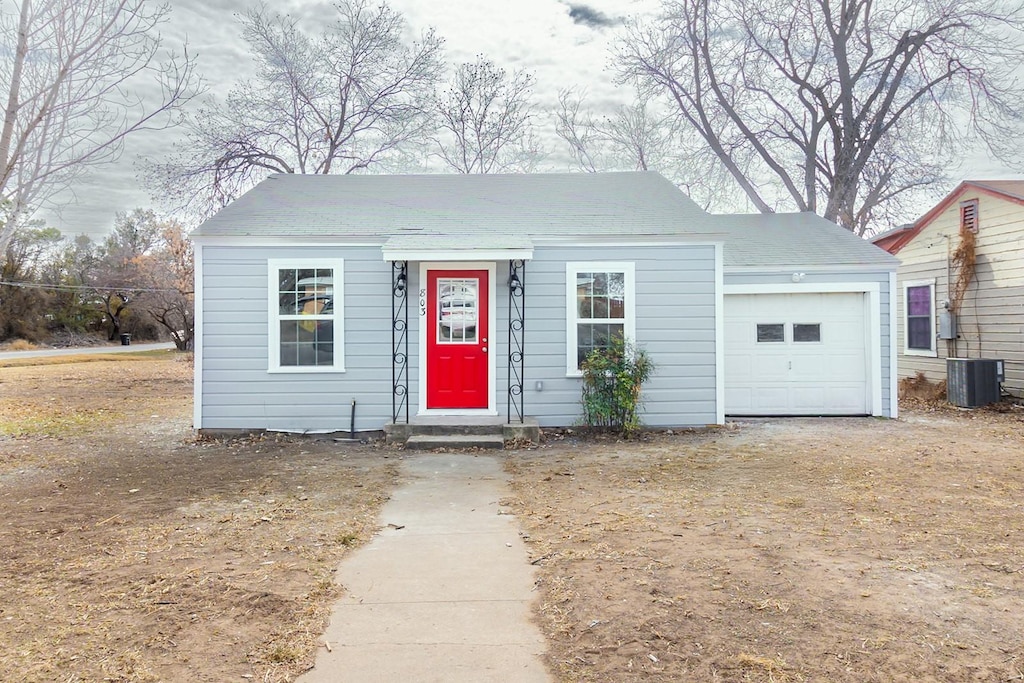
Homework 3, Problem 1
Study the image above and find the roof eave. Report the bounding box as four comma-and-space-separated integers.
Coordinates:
897, 180, 1024, 253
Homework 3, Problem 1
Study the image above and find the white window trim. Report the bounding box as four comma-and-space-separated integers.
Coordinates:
723, 283, 885, 418
267, 258, 345, 373
903, 278, 937, 357
565, 261, 636, 377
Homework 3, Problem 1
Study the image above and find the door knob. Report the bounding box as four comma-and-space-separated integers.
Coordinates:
482, 347, 487, 353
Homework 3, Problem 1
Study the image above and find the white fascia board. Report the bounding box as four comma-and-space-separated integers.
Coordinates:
192, 236, 384, 247
868, 287, 883, 416
724, 282, 881, 295
192, 242, 204, 431
714, 242, 725, 426
725, 264, 897, 274
382, 248, 533, 262
532, 236, 725, 248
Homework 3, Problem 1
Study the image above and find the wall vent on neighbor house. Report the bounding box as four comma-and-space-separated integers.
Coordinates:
960, 199, 979, 234
947, 358, 1003, 408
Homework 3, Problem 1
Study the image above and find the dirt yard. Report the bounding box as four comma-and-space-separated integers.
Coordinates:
0, 353, 397, 682
505, 410, 1024, 682
2, 354, 1023, 682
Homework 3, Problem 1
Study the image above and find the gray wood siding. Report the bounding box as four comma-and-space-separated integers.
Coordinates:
521, 244, 719, 427
200, 245, 403, 432
724, 270, 895, 417
894, 193, 1024, 397
198, 243, 720, 431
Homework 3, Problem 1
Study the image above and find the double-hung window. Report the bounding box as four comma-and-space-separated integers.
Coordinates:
566, 262, 636, 374
904, 279, 936, 356
268, 260, 344, 372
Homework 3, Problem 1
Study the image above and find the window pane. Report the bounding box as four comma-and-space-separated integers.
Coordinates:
280, 320, 334, 366
576, 272, 594, 318
577, 270, 625, 321
278, 268, 299, 315
793, 323, 821, 342
907, 317, 932, 350
608, 295, 625, 318
756, 323, 785, 342
438, 277, 478, 344
280, 268, 333, 315
907, 286, 931, 316
577, 322, 623, 367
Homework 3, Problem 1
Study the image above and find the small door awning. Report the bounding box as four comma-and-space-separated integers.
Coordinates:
381, 234, 534, 262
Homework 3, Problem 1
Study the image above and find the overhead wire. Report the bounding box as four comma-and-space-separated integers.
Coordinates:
0, 280, 184, 294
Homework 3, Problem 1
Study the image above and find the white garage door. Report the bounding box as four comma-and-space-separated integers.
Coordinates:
725, 292, 869, 415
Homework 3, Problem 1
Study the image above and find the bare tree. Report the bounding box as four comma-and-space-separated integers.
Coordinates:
432, 56, 542, 173
132, 220, 193, 350
556, 87, 676, 173
154, 0, 444, 216
0, 0, 198, 252
617, 0, 1024, 234
555, 86, 740, 210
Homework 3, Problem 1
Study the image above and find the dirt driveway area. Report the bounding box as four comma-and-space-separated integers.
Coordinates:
2, 354, 1022, 682
505, 410, 1024, 682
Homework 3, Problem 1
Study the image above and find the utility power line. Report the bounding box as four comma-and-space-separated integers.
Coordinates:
0, 280, 185, 294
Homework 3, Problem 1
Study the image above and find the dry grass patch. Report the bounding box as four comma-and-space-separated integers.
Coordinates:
0, 356, 398, 682
506, 414, 1024, 681
0, 339, 38, 351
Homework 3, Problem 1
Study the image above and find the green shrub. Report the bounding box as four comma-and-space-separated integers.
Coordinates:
579, 336, 654, 436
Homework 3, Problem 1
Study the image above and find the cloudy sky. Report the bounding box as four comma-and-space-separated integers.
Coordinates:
39, 0, 1018, 240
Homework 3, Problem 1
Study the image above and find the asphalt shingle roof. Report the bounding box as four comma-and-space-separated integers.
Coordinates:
717, 212, 898, 268
192, 171, 709, 239
970, 180, 1024, 202
192, 172, 896, 270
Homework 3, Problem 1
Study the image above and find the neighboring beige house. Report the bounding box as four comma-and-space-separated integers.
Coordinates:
872, 180, 1024, 398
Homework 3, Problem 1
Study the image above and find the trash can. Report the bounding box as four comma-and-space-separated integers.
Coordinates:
119, 333, 131, 346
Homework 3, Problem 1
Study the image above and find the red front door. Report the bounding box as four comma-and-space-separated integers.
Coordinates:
426, 269, 489, 409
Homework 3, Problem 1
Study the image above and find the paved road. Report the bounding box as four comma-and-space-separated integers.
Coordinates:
0, 342, 176, 360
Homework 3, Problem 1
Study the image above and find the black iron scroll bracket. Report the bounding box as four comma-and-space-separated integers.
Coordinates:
391, 261, 409, 423
507, 260, 525, 423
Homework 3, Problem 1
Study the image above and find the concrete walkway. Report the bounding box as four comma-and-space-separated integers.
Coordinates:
298, 453, 551, 683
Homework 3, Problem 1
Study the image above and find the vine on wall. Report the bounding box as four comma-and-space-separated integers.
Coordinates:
949, 218, 976, 314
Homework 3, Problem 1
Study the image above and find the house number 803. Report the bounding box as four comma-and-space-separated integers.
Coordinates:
419, 289, 426, 316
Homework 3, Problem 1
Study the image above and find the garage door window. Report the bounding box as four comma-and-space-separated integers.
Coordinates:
756, 323, 785, 342
793, 323, 821, 342
904, 280, 936, 356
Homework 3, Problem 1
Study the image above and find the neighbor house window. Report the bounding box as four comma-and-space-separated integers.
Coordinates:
904, 280, 936, 356
268, 260, 344, 372
566, 262, 636, 374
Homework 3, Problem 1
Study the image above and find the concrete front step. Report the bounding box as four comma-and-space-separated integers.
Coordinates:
404, 434, 507, 450
385, 417, 540, 448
